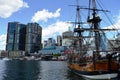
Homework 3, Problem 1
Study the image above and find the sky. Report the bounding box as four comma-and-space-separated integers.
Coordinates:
0, 0, 120, 50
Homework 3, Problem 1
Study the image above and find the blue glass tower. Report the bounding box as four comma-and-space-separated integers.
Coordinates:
6, 22, 26, 51
25, 23, 42, 53
6, 22, 42, 53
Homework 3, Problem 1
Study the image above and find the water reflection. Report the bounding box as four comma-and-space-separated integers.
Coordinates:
0, 60, 6, 80
0, 60, 119, 80
40, 61, 68, 80
2, 60, 41, 80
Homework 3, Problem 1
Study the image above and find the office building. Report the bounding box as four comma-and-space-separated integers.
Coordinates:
43, 40, 47, 48
6, 22, 26, 51
25, 23, 42, 53
6, 22, 42, 54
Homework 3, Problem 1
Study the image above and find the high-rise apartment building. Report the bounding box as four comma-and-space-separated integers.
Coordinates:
6, 22, 42, 53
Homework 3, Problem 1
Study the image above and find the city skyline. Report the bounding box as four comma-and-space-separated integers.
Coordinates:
0, 0, 120, 50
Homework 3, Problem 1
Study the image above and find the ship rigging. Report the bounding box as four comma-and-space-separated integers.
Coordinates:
67, 0, 120, 79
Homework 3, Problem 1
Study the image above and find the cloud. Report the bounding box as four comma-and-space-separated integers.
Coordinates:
104, 13, 120, 29
0, 0, 29, 18
42, 21, 72, 41
112, 15, 120, 29
0, 34, 6, 50
31, 8, 61, 22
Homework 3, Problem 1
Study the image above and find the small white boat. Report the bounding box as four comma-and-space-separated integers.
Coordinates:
35, 57, 41, 61
2, 57, 11, 61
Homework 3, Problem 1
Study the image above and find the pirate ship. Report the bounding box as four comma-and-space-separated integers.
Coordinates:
67, 0, 120, 79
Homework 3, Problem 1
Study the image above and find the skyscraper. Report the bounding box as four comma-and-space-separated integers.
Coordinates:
6, 22, 26, 51
6, 22, 42, 54
25, 23, 42, 53
6, 22, 17, 51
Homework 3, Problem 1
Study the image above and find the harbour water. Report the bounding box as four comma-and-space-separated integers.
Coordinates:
0, 60, 119, 80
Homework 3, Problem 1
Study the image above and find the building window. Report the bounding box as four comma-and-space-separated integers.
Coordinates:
7, 44, 13, 51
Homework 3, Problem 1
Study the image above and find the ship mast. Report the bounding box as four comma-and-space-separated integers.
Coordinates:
74, 0, 84, 56
87, 0, 102, 69
87, 0, 101, 53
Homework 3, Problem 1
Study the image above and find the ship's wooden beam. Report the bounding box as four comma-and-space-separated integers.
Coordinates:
79, 28, 118, 31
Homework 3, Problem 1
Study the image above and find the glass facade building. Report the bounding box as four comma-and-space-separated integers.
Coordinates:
6, 22, 26, 51
6, 22, 42, 53
25, 23, 42, 53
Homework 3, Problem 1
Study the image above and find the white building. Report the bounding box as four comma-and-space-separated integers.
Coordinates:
62, 30, 74, 47
57, 35, 62, 46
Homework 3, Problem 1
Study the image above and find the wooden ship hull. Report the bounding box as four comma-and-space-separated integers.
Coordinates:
67, 59, 119, 79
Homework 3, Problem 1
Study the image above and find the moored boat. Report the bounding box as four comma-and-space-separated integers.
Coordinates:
67, 0, 120, 79
2, 57, 11, 61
